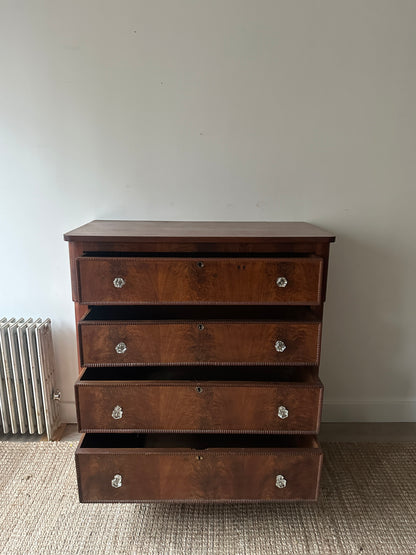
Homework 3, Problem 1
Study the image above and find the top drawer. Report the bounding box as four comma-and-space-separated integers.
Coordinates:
76, 256, 323, 305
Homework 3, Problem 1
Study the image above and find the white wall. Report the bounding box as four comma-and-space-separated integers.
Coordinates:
1, 0, 415, 423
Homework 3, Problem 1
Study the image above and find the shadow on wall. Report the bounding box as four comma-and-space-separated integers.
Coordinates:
50, 319, 78, 401
320, 230, 411, 416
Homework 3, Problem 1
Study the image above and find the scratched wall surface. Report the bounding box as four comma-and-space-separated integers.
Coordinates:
0, 0, 415, 422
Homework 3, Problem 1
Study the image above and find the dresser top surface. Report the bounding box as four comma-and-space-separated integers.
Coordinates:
64, 220, 335, 243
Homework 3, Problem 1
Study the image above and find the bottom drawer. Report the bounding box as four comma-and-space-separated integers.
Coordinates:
76, 433, 323, 502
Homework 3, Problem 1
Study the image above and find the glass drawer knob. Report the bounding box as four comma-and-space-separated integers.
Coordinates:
275, 474, 287, 488
111, 474, 122, 488
112, 405, 123, 420
278, 406, 289, 419
276, 277, 288, 288
115, 342, 127, 354
274, 340, 286, 353
113, 277, 126, 288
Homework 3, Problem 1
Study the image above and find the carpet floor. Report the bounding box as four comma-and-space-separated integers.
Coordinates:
0, 441, 415, 554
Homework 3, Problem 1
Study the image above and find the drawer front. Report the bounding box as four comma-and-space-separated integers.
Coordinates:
79, 322, 321, 366
76, 448, 322, 502
76, 257, 323, 305
75, 381, 323, 433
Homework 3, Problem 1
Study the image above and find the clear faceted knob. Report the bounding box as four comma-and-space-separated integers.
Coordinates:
113, 277, 126, 288
274, 340, 286, 353
115, 342, 127, 354
112, 405, 123, 420
276, 276, 288, 288
275, 474, 287, 488
278, 405, 289, 419
111, 474, 122, 488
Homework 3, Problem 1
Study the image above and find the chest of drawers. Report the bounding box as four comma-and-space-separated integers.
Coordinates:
64, 220, 335, 503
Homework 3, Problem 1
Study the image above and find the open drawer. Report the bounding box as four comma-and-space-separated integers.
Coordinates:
75, 255, 323, 305
75, 366, 323, 434
75, 433, 323, 502
78, 306, 322, 366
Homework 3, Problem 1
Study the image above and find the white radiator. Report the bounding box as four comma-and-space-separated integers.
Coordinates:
0, 318, 60, 440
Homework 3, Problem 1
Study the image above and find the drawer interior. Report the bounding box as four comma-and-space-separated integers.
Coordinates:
80, 433, 320, 449
82, 305, 319, 322
78, 365, 320, 383
81, 252, 317, 258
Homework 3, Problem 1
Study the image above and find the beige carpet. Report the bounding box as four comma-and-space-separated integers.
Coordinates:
0, 441, 415, 554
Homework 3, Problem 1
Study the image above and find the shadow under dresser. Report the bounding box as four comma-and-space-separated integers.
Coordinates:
64, 220, 335, 503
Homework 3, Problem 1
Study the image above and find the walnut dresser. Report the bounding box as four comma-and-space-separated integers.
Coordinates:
64, 220, 335, 503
